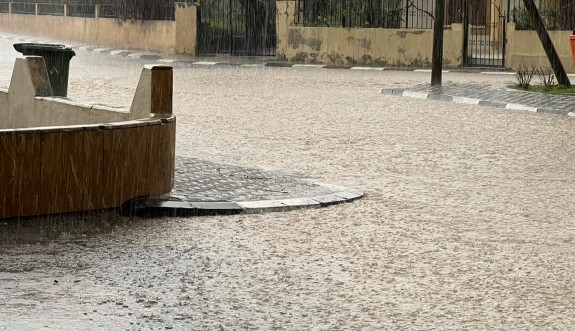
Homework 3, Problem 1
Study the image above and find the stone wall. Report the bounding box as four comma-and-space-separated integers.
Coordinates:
276, 1, 464, 68
505, 24, 575, 73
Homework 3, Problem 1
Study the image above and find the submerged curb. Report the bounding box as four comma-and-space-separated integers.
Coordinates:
138, 187, 364, 217
1, 34, 520, 75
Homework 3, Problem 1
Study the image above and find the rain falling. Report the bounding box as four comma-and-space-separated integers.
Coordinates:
2, 0, 575, 330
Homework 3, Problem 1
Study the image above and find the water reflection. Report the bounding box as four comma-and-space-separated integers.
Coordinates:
0, 211, 141, 244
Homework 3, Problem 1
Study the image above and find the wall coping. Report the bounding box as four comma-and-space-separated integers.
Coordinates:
1, 57, 174, 128
0, 114, 175, 135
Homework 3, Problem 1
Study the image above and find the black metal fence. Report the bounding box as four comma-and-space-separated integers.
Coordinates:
296, 0, 410, 28
295, 0, 574, 30
508, 0, 574, 30
1, 0, 573, 30
198, 0, 276, 56
0, 0, 186, 20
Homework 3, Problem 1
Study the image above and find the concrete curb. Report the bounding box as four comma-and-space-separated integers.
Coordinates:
140, 187, 364, 216
381, 88, 575, 116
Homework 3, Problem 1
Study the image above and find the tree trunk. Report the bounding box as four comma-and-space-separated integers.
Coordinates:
432, 0, 445, 86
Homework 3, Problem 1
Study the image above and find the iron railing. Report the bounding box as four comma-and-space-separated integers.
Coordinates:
508, 0, 574, 30
10, 2, 35, 14
1, 0, 573, 30
297, 0, 400, 28
0, 1, 179, 20
296, 0, 574, 30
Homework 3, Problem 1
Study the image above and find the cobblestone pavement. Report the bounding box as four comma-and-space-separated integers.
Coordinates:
170, 157, 343, 202
383, 81, 575, 114
144, 157, 362, 215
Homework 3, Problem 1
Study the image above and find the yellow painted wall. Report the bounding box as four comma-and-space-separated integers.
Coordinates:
0, 13, 176, 53
276, 1, 463, 68
175, 2, 198, 56
506, 24, 575, 73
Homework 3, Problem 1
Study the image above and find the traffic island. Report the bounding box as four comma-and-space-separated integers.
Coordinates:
0, 51, 364, 220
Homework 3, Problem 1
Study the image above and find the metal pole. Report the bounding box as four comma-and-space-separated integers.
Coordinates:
405, 0, 409, 29
432, 0, 446, 86
229, 0, 233, 54
462, 0, 469, 67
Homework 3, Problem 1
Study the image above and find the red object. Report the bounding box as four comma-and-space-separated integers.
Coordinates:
571, 30, 575, 67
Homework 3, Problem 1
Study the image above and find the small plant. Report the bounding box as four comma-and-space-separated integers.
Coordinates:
537, 66, 557, 89
515, 64, 537, 89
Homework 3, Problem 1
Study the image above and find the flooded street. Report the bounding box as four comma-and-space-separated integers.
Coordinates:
2, 36, 575, 330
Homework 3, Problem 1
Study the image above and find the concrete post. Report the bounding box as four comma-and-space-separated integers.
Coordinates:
175, 2, 198, 56
276, 1, 298, 60
7, 56, 53, 127
35, 3, 38, 15
95, 5, 100, 18
8, 2, 11, 14
130, 65, 173, 119
151, 66, 173, 115
63, 4, 67, 17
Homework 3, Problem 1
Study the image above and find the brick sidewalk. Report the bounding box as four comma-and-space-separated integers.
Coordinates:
141, 156, 363, 215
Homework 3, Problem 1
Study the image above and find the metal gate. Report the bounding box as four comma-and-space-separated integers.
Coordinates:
197, 0, 276, 56
462, 1, 506, 67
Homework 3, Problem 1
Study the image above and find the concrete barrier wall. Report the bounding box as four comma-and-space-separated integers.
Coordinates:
0, 2, 199, 54
276, 1, 463, 68
506, 25, 575, 73
0, 57, 174, 128
0, 58, 176, 218
0, 117, 176, 218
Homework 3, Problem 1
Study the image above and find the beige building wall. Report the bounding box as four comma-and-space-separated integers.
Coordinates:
277, 1, 463, 68
0, 13, 176, 53
505, 24, 575, 73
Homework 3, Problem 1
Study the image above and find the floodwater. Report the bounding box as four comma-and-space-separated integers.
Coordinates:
2, 36, 575, 330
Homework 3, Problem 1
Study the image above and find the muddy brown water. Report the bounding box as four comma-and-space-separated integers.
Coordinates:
2, 36, 575, 330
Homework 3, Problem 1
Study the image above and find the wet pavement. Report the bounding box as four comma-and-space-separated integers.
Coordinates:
2, 33, 575, 330
0, 33, 364, 215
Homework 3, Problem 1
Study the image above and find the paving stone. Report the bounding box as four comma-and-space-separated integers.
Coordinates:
397, 82, 575, 114
143, 156, 363, 215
